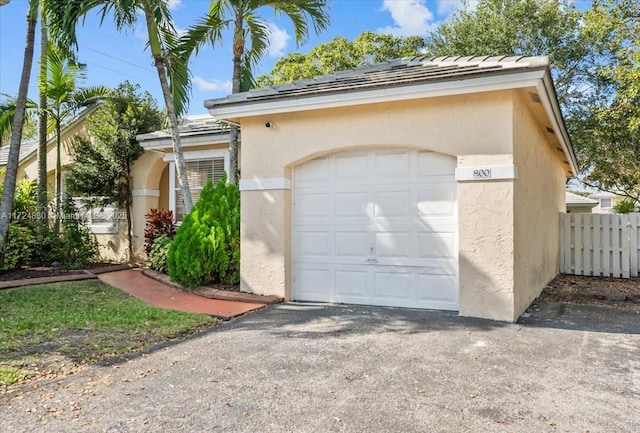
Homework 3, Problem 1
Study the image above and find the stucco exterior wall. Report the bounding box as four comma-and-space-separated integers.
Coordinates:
238, 91, 523, 321
512, 94, 566, 319
457, 154, 516, 321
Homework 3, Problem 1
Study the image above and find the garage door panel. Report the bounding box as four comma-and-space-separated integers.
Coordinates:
374, 190, 411, 217
335, 270, 370, 299
335, 192, 369, 218
296, 230, 330, 258
295, 267, 332, 301
417, 151, 457, 176
335, 153, 368, 179
295, 192, 331, 219
374, 232, 411, 258
417, 232, 457, 259
374, 272, 412, 301
417, 188, 457, 217
416, 275, 458, 310
374, 151, 410, 178
335, 231, 369, 258
296, 157, 329, 183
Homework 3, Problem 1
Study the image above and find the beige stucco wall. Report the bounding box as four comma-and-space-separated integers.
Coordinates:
512, 94, 566, 320
457, 154, 516, 321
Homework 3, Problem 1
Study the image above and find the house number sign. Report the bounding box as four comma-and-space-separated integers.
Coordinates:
454, 165, 517, 181
473, 168, 492, 179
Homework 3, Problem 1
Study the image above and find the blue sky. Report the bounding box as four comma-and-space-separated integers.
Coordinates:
0, 0, 589, 116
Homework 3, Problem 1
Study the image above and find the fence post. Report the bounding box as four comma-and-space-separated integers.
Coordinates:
630, 213, 638, 277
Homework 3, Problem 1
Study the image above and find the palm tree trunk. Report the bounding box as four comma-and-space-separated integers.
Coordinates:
54, 119, 61, 234
227, 16, 244, 185
0, 1, 38, 253
125, 161, 133, 262
37, 10, 48, 235
145, 11, 192, 215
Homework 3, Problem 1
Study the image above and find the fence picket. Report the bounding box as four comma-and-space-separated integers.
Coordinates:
593, 215, 601, 276
622, 214, 630, 278
583, 214, 592, 276
612, 215, 621, 278
575, 214, 583, 275
564, 214, 572, 273
630, 213, 638, 277
602, 214, 611, 276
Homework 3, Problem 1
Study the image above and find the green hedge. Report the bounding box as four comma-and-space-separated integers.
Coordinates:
167, 176, 240, 287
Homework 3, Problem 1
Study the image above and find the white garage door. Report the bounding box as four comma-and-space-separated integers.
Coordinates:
293, 149, 458, 311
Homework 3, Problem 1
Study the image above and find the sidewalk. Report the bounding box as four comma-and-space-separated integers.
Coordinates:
98, 269, 265, 319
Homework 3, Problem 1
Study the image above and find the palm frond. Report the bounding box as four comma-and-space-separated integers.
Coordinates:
0, 96, 38, 140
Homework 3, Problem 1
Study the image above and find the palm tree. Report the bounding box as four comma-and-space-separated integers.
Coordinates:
188, 0, 330, 184
47, 0, 197, 215
0, 0, 39, 253
37, 1, 49, 235
44, 45, 109, 233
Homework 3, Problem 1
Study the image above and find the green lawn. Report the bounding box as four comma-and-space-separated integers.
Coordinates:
0, 280, 218, 386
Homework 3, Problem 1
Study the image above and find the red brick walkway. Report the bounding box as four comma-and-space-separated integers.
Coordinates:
98, 269, 264, 319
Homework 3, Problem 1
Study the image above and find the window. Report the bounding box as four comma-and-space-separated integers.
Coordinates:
600, 198, 612, 209
168, 150, 229, 221
73, 198, 119, 234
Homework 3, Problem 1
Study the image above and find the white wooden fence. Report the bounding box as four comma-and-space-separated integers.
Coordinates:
560, 213, 640, 278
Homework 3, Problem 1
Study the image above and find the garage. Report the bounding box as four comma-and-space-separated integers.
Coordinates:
206, 56, 578, 321
292, 148, 458, 310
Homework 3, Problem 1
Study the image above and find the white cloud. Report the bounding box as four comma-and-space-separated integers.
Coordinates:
167, 0, 182, 10
377, 0, 438, 37
437, 0, 478, 16
265, 22, 291, 58
193, 77, 233, 93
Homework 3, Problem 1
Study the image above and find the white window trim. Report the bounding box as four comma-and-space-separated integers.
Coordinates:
600, 198, 613, 209
73, 197, 119, 234
168, 149, 230, 220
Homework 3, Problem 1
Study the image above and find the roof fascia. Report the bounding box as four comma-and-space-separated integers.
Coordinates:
207, 69, 546, 123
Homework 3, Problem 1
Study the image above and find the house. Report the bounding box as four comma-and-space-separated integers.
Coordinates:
131, 115, 231, 253
0, 105, 129, 260
588, 191, 620, 214
565, 191, 598, 213
2, 106, 234, 261
205, 55, 578, 322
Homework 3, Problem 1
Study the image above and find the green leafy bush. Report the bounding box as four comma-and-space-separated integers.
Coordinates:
144, 209, 176, 254
168, 176, 240, 288
0, 224, 35, 271
58, 196, 99, 268
149, 234, 171, 274
613, 198, 636, 214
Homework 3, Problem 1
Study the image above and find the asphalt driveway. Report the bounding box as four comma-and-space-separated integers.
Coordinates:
1, 300, 639, 432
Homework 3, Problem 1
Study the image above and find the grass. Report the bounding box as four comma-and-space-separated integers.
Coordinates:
0, 280, 218, 386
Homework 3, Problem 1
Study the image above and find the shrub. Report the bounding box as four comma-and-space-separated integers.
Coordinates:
29, 229, 64, 266
168, 176, 240, 288
144, 209, 176, 254
58, 196, 99, 268
613, 198, 636, 214
0, 224, 35, 271
149, 234, 171, 274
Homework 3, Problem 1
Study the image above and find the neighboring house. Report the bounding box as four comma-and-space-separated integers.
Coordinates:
588, 191, 620, 214
0, 105, 128, 260
132, 114, 231, 251
205, 55, 578, 322
565, 191, 598, 213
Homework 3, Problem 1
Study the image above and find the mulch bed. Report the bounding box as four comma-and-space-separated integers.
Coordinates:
0, 263, 130, 283
541, 273, 640, 310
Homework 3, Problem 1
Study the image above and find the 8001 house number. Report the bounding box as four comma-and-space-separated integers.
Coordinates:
472, 168, 492, 179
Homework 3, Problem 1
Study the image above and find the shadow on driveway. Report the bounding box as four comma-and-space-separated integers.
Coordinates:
518, 298, 640, 335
